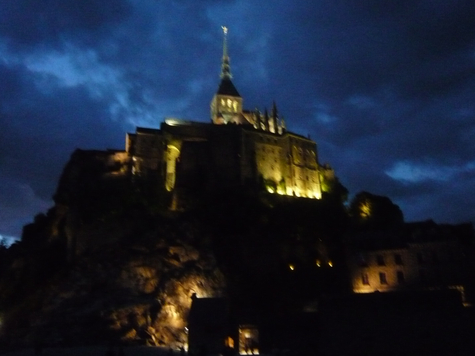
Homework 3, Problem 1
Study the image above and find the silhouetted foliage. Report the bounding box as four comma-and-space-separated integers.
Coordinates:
322, 176, 349, 203
349, 191, 404, 231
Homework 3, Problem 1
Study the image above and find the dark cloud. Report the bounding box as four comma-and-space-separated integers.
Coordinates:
1, 0, 475, 240
0, 0, 131, 50
0, 62, 129, 199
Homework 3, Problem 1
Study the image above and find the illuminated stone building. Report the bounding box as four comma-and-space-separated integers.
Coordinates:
126, 28, 326, 199
347, 221, 475, 305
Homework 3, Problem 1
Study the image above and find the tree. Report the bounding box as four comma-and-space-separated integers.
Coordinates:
349, 191, 404, 231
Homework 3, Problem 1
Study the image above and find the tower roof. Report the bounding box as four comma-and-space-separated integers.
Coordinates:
220, 26, 232, 80
217, 77, 241, 97
216, 26, 240, 97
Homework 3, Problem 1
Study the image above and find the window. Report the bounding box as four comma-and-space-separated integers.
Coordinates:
397, 271, 405, 284
362, 273, 370, 285
379, 272, 388, 285
394, 254, 403, 265
376, 255, 385, 266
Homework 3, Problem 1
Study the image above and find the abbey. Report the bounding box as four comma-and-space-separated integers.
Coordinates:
125, 28, 333, 199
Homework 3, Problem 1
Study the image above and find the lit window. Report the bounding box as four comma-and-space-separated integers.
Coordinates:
289, 264, 295, 271
362, 273, 370, 285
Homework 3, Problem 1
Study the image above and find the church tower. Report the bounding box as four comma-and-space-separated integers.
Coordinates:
210, 27, 243, 124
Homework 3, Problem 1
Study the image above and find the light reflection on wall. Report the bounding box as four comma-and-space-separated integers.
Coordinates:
239, 325, 259, 355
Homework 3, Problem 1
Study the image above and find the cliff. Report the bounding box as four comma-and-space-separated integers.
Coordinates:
0, 149, 349, 349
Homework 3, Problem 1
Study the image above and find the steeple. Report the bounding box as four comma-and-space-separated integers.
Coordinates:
221, 26, 232, 79
211, 26, 243, 124
216, 26, 240, 97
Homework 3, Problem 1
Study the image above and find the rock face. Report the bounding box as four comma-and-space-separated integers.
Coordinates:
0, 150, 226, 347
2, 214, 225, 347
0, 149, 350, 349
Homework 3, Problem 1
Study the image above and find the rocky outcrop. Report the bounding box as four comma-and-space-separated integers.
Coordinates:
2, 221, 225, 347
0, 150, 351, 349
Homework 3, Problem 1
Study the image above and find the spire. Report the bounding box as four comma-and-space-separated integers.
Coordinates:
263, 109, 269, 132
220, 26, 232, 79
271, 101, 278, 119
254, 107, 261, 129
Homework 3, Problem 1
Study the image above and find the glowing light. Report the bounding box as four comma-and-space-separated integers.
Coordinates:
360, 201, 371, 218
239, 350, 259, 355
328, 261, 333, 267
225, 336, 235, 348
316, 259, 321, 267
165, 118, 191, 126
353, 288, 374, 294
289, 264, 295, 271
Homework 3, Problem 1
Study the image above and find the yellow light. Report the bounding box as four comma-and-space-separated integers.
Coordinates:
328, 261, 333, 267
360, 200, 371, 218
289, 264, 295, 271
316, 259, 321, 267
353, 288, 374, 294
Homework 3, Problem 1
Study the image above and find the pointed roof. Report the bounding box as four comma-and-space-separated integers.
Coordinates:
220, 26, 232, 80
215, 26, 240, 98
217, 77, 241, 97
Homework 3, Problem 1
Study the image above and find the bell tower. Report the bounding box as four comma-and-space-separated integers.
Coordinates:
210, 26, 243, 124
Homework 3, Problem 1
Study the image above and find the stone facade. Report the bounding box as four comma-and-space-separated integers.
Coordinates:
347, 223, 475, 305
68, 29, 332, 201
124, 29, 328, 198
125, 120, 324, 199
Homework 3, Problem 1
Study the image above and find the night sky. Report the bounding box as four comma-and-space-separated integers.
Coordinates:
1, 1, 475, 244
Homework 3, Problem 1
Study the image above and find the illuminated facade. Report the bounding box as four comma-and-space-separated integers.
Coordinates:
126, 28, 327, 199
347, 222, 474, 305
